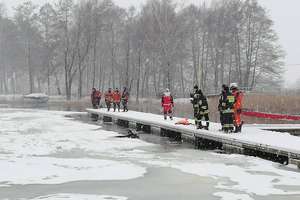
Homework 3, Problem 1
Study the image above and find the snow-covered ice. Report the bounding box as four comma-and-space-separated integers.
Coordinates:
0, 109, 153, 157
1, 108, 300, 200
0, 157, 146, 186
214, 192, 254, 200
141, 150, 300, 196
24, 194, 127, 200
0, 109, 149, 186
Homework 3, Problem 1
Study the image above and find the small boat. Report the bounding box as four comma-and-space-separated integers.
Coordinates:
23, 93, 49, 103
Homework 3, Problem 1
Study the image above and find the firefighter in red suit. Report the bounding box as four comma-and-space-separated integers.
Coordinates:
161, 88, 174, 120
112, 88, 122, 112
230, 83, 244, 133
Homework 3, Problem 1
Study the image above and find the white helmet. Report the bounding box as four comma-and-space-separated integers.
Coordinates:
230, 83, 238, 89
166, 88, 170, 92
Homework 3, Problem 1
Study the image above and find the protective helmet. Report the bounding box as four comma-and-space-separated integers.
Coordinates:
166, 88, 170, 92
194, 85, 199, 90
230, 83, 238, 90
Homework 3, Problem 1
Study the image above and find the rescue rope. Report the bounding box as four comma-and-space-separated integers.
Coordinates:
242, 110, 300, 121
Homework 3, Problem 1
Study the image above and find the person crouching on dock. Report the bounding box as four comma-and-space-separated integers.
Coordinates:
161, 88, 174, 120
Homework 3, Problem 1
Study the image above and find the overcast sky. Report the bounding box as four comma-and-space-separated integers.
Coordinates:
1, 0, 299, 87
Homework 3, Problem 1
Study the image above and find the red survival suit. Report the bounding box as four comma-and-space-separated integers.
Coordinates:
104, 89, 113, 111
112, 90, 122, 112
161, 92, 174, 120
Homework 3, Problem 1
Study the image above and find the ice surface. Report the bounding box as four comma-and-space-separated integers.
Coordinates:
0, 156, 146, 186
141, 151, 300, 196
1, 108, 300, 198
0, 109, 149, 186
214, 192, 254, 200
24, 194, 127, 200
0, 109, 153, 157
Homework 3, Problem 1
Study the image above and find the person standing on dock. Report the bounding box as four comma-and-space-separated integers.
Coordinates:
122, 87, 130, 112
161, 88, 174, 120
218, 85, 228, 131
221, 86, 235, 133
113, 88, 122, 112
190, 85, 209, 130
104, 88, 113, 111
91, 88, 101, 109
96, 89, 102, 108
230, 83, 244, 133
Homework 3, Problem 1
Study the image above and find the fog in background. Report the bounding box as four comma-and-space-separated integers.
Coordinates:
0, 0, 299, 88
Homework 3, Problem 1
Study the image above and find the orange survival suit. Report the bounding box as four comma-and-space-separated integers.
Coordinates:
231, 88, 243, 133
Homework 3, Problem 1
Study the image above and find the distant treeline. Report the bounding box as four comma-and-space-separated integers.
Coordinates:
0, 0, 284, 100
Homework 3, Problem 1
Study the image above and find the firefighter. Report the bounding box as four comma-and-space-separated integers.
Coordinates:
230, 83, 244, 133
95, 89, 102, 108
91, 88, 98, 109
221, 85, 235, 133
121, 87, 130, 112
190, 85, 209, 130
161, 88, 174, 120
112, 88, 122, 112
104, 88, 113, 111
218, 84, 228, 130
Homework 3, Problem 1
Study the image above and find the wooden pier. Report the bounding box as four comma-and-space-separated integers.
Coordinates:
87, 108, 300, 168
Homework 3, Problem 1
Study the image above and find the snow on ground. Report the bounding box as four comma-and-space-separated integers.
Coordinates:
25, 194, 127, 200
87, 108, 300, 154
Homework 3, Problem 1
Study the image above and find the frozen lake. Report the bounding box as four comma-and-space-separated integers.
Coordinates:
1, 108, 300, 200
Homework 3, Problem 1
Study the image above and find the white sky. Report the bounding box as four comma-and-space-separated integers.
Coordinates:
1, 0, 300, 87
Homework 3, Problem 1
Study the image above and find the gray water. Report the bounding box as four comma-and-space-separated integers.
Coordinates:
1, 106, 300, 200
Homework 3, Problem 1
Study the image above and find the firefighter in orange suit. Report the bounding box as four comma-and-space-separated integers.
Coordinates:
230, 83, 244, 133
104, 88, 113, 111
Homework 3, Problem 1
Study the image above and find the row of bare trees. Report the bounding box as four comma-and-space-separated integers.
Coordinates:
0, 0, 284, 100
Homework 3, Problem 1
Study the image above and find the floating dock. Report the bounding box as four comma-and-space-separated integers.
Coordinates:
87, 108, 300, 167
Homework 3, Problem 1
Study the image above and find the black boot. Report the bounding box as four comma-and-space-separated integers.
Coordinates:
234, 126, 239, 133
239, 121, 244, 133
197, 123, 203, 129
205, 122, 209, 130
